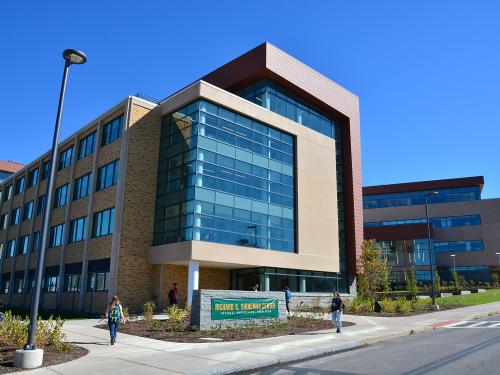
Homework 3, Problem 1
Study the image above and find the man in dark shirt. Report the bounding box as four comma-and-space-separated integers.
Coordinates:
168, 283, 178, 306
331, 292, 343, 333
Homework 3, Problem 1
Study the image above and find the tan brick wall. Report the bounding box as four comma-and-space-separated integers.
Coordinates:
88, 237, 112, 261
162, 264, 188, 308
158, 265, 231, 309
82, 292, 107, 315
200, 267, 231, 290
115, 101, 160, 312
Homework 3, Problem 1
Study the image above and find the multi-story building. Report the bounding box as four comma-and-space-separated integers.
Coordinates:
0, 161, 23, 183
0, 42, 363, 313
363, 176, 500, 284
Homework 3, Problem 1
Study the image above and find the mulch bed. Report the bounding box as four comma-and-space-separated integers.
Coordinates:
96, 317, 355, 343
296, 303, 467, 317
0, 345, 88, 374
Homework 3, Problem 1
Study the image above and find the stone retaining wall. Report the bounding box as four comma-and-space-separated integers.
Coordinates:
191, 289, 287, 330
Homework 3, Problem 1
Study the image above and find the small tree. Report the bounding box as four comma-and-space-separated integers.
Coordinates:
406, 267, 418, 300
357, 239, 390, 309
452, 271, 461, 292
434, 270, 441, 295
492, 273, 499, 288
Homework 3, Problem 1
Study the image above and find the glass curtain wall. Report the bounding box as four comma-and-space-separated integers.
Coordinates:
154, 100, 295, 252
364, 187, 481, 209
236, 79, 346, 290
379, 239, 433, 284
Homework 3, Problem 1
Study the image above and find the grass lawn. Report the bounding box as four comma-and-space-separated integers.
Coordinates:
436, 289, 500, 306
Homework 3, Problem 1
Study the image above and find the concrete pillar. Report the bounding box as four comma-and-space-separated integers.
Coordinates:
187, 260, 199, 306
264, 274, 270, 292
300, 276, 307, 292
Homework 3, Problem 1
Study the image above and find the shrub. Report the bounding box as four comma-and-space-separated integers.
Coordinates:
406, 268, 418, 301
142, 300, 156, 328
492, 273, 499, 287
412, 298, 431, 312
0, 312, 68, 351
395, 297, 412, 314
345, 296, 368, 313
163, 305, 187, 332
434, 271, 441, 295
379, 298, 396, 313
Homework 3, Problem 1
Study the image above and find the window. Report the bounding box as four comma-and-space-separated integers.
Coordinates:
87, 271, 109, 291
32, 231, 41, 252
42, 160, 51, 180
18, 235, 29, 255
365, 214, 482, 229
101, 115, 124, 146
73, 173, 91, 200
64, 274, 81, 292
23, 200, 34, 221
14, 274, 24, 294
0, 243, 3, 258
96, 160, 119, 191
87, 259, 110, 292
363, 186, 482, 209
6, 240, 16, 258
44, 275, 59, 293
68, 217, 86, 243
28, 168, 39, 188
78, 131, 96, 159
0, 213, 7, 230
2, 185, 12, 201
92, 208, 115, 238
10, 207, 20, 226
1, 274, 10, 294
435, 240, 484, 253
14, 176, 25, 195
54, 184, 69, 208
37, 195, 46, 216
49, 224, 65, 248
58, 146, 74, 170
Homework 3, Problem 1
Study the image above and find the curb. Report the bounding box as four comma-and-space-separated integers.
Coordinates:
194, 307, 500, 375
191, 341, 359, 375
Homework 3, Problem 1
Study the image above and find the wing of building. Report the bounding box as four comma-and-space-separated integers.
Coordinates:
363, 176, 500, 284
0, 43, 362, 313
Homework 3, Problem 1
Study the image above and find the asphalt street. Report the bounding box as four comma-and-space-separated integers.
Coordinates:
248, 314, 500, 375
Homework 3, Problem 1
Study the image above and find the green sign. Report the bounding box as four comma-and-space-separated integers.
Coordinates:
211, 297, 279, 320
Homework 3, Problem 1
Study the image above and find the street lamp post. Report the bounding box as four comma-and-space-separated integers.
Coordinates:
496, 252, 500, 267
425, 191, 439, 308
450, 254, 456, 273
15, 49, 86, 369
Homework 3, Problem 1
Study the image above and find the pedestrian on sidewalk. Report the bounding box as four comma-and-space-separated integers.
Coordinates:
168, 283, 178, 306
105, 296, 125, 345
284, 286, 292, 313
331, 291, 344, 333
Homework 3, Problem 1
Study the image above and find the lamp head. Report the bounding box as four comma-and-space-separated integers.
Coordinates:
63, 49, 87, 65
429, 191, 439, 197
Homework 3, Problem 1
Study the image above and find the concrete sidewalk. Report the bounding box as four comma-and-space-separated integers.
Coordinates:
17, 301, 500, 375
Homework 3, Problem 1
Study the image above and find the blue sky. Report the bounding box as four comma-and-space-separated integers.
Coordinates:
1, 1, 499, 197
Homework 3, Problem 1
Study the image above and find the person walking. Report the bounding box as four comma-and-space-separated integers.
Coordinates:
331, 291, 343, 333
168, 283, 178, 306
105, 296, 125, 345
284, 286, 292, 314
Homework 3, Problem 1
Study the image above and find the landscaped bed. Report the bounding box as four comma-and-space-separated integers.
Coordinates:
0, 346, 87, 374
95, 316, 355, 343
0, 312, 88, 374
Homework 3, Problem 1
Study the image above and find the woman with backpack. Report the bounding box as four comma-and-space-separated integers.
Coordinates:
331, 292, 343, 333
105, 296, 125, 345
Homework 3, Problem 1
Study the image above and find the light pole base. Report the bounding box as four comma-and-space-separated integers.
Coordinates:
14, 349, 44, 369
430, 304, 440, 311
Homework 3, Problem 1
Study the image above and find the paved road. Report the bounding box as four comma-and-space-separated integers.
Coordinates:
248, 314, 500, 375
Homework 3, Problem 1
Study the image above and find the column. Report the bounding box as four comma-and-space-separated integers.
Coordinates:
187, 260, 199, 306
264, 274, 270, 292
300, 276, 307, 292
